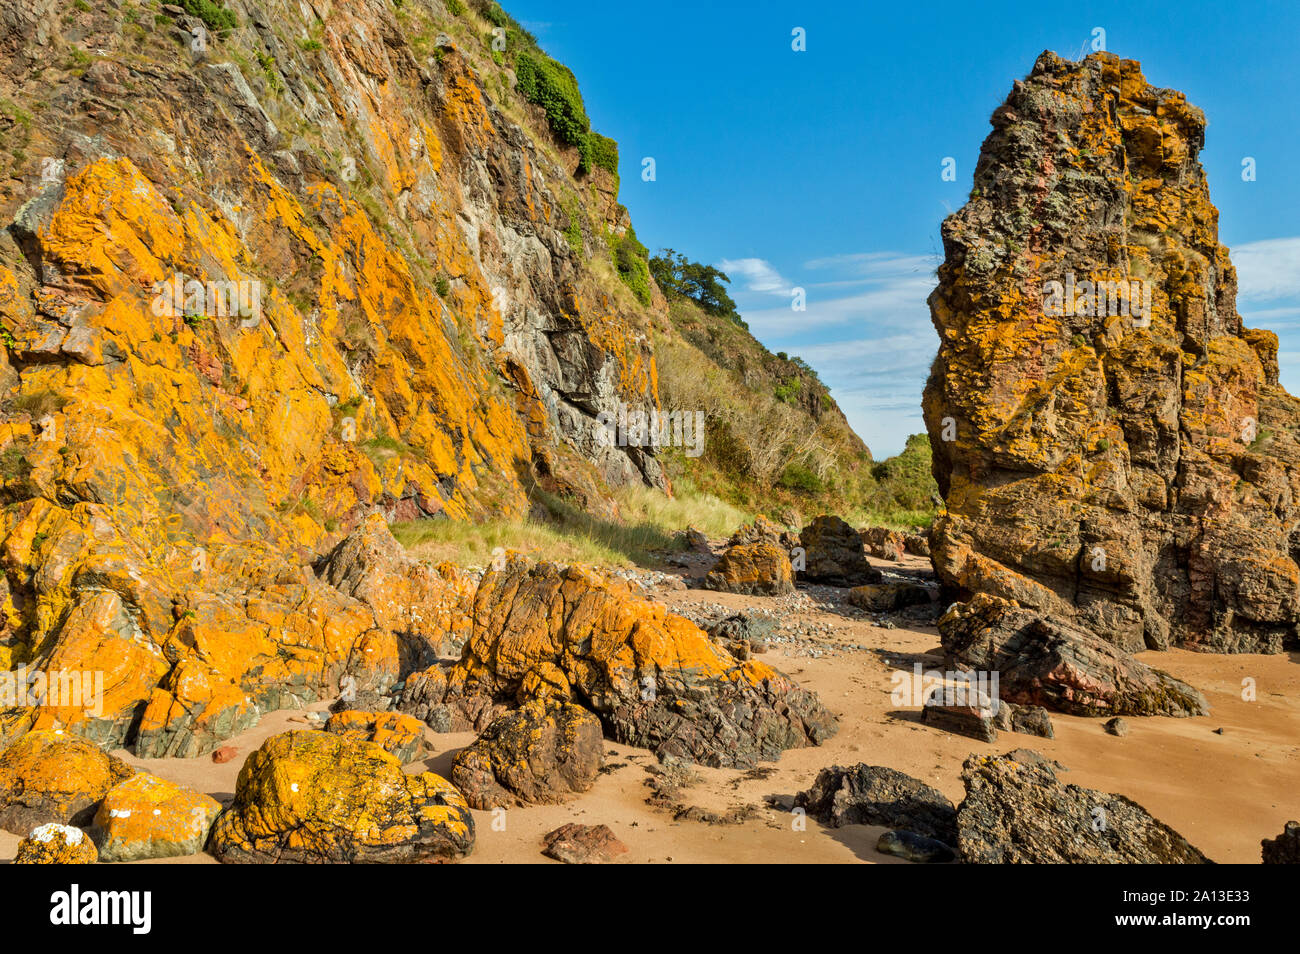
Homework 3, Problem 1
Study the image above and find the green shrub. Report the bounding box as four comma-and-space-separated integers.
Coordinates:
579, 131, 619, 177
777, 463, 824, 494
773, 378, 800, 404
447, 0, 466, 15
0, 445, 31, 481
179, 0, 237, 32
611, 226, 650, 305
515, 51, 589, 146
564, 201, 583, 256
435, 276, 451, 297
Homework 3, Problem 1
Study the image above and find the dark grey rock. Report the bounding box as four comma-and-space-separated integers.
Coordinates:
957, 749, 1211, 863
1262, 821, 1300, 863
799, 515, 881, 587
876, 829, 955, 863
794, 764, 957, 843
921, 685, 997, 742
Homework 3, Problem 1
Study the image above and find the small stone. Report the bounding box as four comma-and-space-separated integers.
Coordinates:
1104, 717, 1129, 737
211, 746, 239, 764
876, 829, 955, 863
541, 823, 628, 864
921, 685, 998, 743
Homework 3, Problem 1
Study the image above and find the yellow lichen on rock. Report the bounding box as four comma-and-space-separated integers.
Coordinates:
0, 730, 134, 834
92, 772, 221, 862
14, 822, 98, 864
208, 730, 473, 863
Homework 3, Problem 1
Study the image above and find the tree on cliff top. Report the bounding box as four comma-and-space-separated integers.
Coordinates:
649, 250, 741, 325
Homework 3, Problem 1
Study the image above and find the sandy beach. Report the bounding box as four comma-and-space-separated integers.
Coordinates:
3, 555, 1292, 866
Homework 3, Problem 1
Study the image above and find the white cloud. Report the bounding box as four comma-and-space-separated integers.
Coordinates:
803, 251, 938, 276
737, 274, 934, 339
713, 249, 942, 455
1232, 237, 1300, 301
716, 257, 792, 296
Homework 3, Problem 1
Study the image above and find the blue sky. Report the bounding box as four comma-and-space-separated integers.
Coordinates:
505, 0, 1300, 456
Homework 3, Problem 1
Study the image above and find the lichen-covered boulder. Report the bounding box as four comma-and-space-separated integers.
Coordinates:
924, 50, 1300, 656
91, 773, 221, 862
0, 730, 134, 834
940, 593, 1208, 717
323, 709, 427, 763
14, 823, 98, 864
957, 749, 1210, 863
208, 731, 473, 863
726, 515, 796, 550
425, 558, 836, 768
703, 541, 795, 596
321, 514, 476, 662
799, 516, 880, 587
451, 699, 603, 809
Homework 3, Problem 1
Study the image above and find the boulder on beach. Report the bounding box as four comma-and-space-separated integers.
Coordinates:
451, 699, 604, 809
0, 730, 134, 835
799, 515, 881, 587
14, 823, 98, 864
208, 730, 474, 863
92, 772, 221, 863
410, 557, 836, 769
703, 541, 795, 596
940, 594, 1209, 717
956, 749, 1211, 863
794, 764, 958, 843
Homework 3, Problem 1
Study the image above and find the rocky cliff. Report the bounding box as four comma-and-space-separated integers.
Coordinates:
925, 50, 1300, 654
0, 0, 857, 754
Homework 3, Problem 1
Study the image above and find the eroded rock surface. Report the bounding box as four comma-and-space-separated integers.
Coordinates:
410, 558, 837, 768
0, 0, 672, 756
924, 50, 1300, 655
956, 749, 1210, 863
208, 730, 473, 864
450, 698, 603, 809
940, 594, 1208, 717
